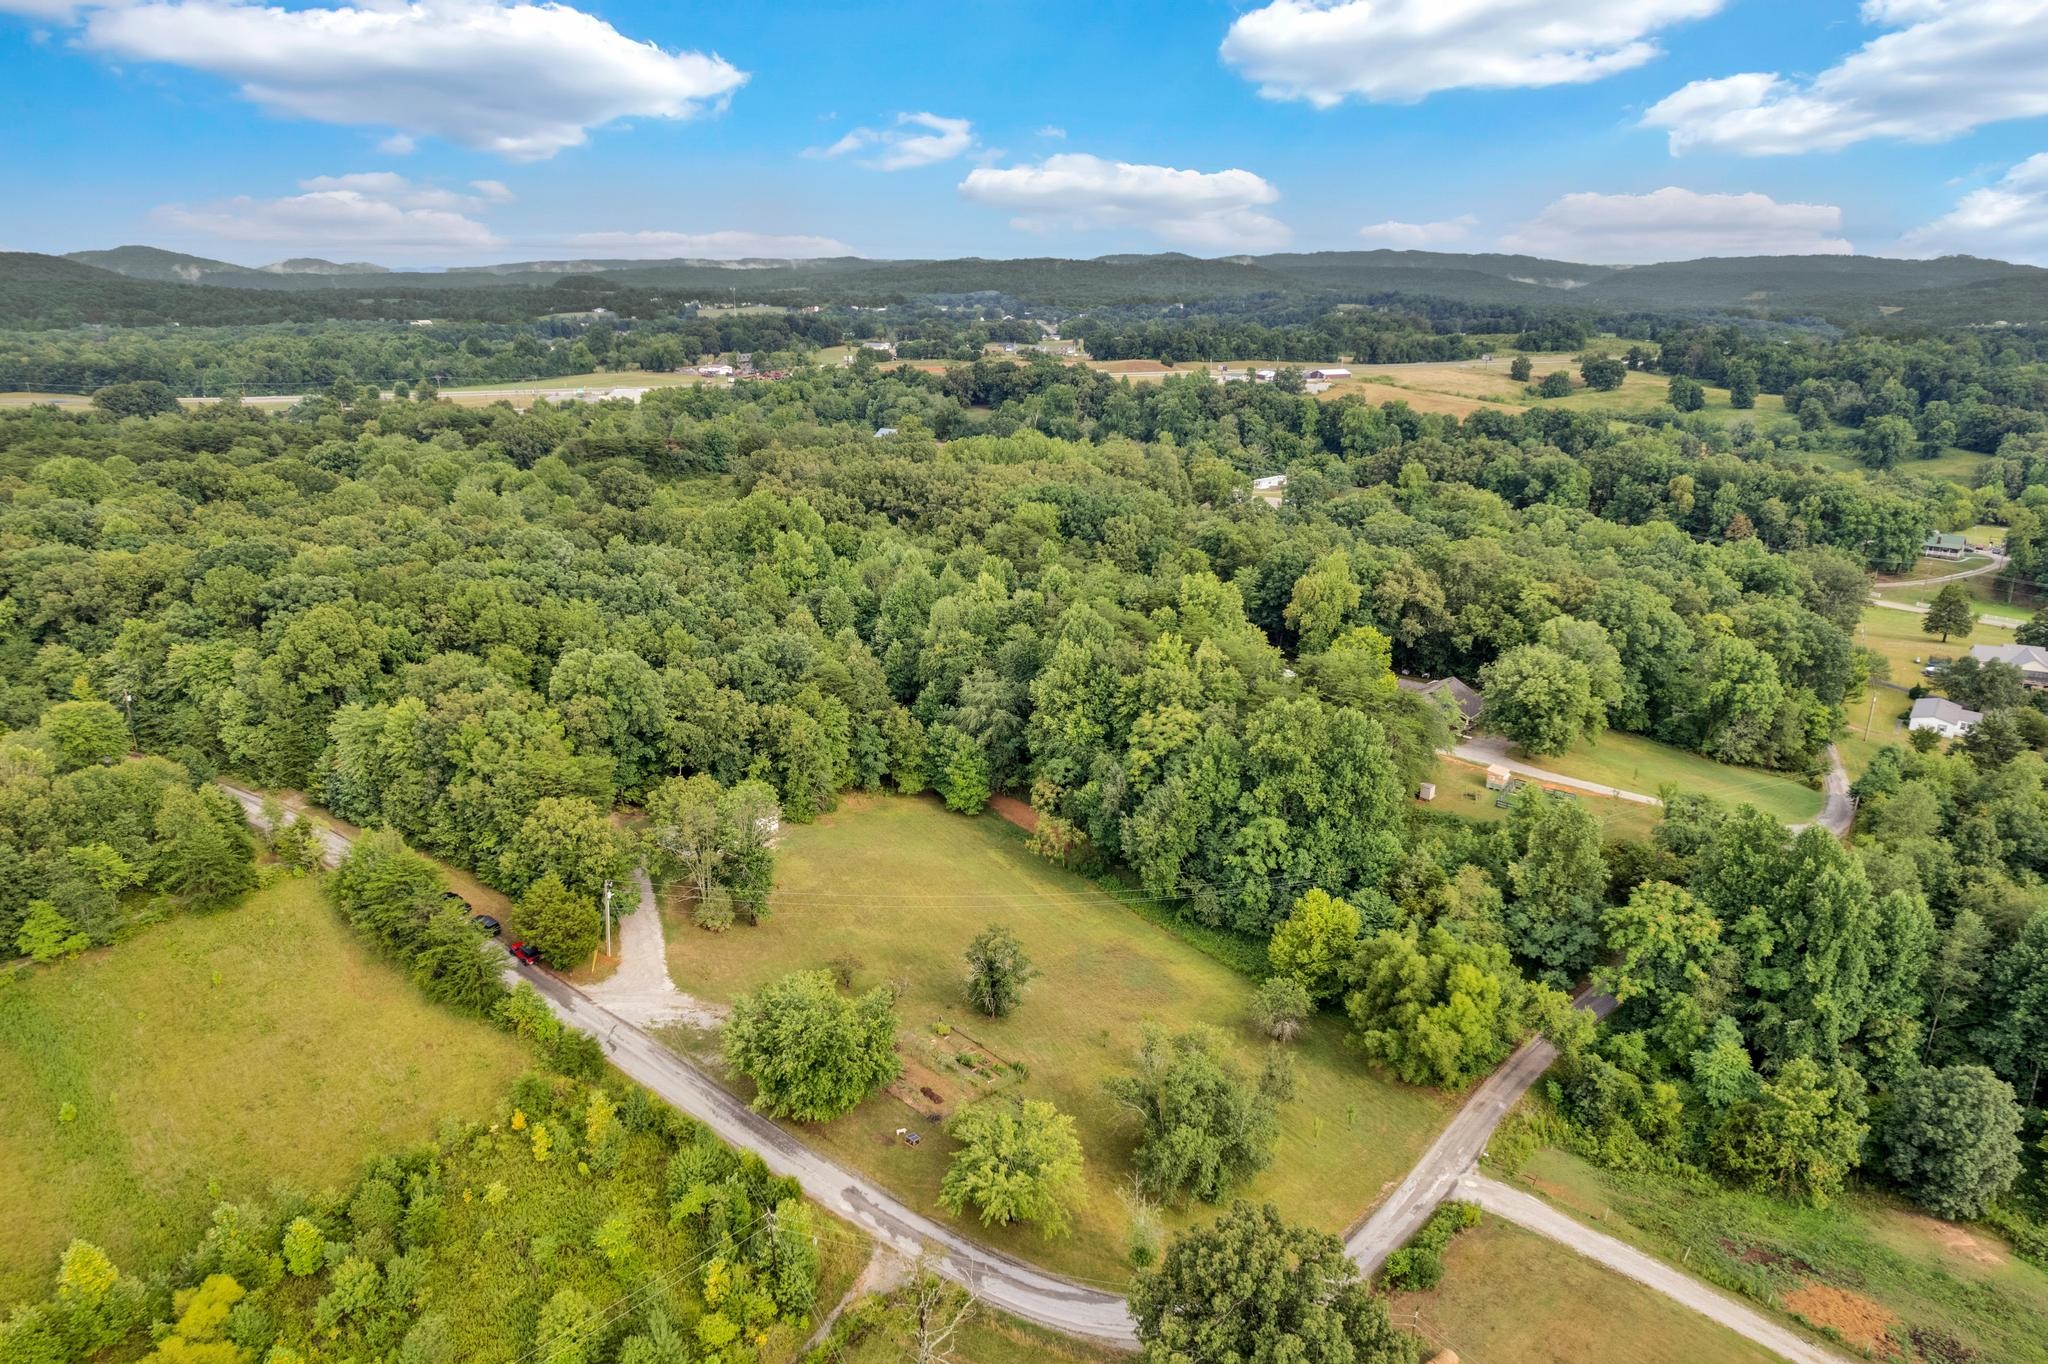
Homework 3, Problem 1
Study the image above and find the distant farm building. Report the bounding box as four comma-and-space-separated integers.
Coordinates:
1484, 764, 1512, 791
1306, 367, 1351, 380
697, 364, 735, 377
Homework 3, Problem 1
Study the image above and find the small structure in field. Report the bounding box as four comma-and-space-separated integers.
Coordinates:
1417, 782, 1437, 801
1484, 764, 1512, 790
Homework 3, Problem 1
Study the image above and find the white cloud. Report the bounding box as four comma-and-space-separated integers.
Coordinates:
1359, 215, 1478, 247
53, 0, 746, 160
1499, 187, 1853, 262
156, 172, 505, 252
810, 112, 975, 170
1037, 125, 1066, 139
565, 230, 855, 259
377, 133, 417, 156
1895, 153, 2048, 262
1220, 0, 1723, 106
959, 153, 1289, 250
1645, 0, 2048, 155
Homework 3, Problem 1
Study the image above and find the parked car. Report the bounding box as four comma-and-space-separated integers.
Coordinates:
470, 914, 502, 937
508, 940, 541, 965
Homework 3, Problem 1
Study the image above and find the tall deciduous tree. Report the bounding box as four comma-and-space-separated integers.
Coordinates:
1882, 1064, 2024, 1220
1479, 643, 1604, 757
722, 970, 900, 1122
939, 1097, 1084, 1237
1105, 1025, 1292, 1203
963, 924, 1036, 1017
1923, 583, 1976, 644
1129, 1201, 1407, 1364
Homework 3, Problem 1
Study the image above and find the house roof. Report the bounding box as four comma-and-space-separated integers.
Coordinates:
1911, 697, 1982, 726
1971, 643, 2048, 671
1398, 675, 1484, 723
1925, 532, 1968, 549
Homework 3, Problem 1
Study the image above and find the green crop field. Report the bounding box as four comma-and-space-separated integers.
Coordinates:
0, 876, 529, 1302
1499, 1147, 2048, 1362
1495, 731, 1822, 825
1391, 1218, 1785, 1364
659, 793, 1455, 1284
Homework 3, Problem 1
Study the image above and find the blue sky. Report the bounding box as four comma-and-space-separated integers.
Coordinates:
4, 0, 2048, 266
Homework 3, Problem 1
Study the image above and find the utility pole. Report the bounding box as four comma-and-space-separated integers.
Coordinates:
602, 878, 614, 957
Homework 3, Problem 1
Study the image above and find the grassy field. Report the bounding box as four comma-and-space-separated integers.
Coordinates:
1881, 573, 2038, 626
659, 793, 1454, 1285
444, 369, 708, 393
0, 876, 530, 1303
1501, 1147, 2048, 1362
1390, 1218, 1784, 1364
1430, 755, 1663, 843
1854, 601, 2016, 688
1838, 685, 1915, 782
1496, 731, 1821, 825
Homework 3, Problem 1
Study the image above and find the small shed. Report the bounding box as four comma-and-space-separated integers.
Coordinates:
1484, 764, 1512, 790
1417, 782, 1437, 802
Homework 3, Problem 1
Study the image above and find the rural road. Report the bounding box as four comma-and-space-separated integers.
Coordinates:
1345, 987, 1617, 1274
216, 783, 1138, 1345
1803, 746, 1855, 838
1459, 1175, 1853, 1364
1873, 550, 2007, 591
219, 781, 1838, 1362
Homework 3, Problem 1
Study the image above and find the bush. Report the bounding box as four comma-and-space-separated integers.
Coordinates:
1379, 1200, 1481, 1291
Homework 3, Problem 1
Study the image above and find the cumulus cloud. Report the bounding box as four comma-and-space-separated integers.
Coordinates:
1359, 215, 1478, 247
1499, 187, 1853, 262
1645, 0, 2048, 155
959, 153, 1289, 250
155, 172, 505, 252
566, 230, 855, 259
1895, 153, 2048, 262
810, 112, 975, 170
1220, 0, 1723, 106
45, 0, 746, 160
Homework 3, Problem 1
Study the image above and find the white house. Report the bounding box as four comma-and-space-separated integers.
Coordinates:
1909, 696, 1982, 738
1251, 474, 1287, 492
1970, 643, 2048, 688
696, 364, 735, 378
1306, 367, 1352, 380
873, 427, 899, 438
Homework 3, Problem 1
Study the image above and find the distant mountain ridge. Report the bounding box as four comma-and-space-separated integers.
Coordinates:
14, 244, 2048, 328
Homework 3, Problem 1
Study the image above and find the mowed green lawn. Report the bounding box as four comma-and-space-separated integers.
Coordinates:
1430, 756, 1662, 843
0, 877, 529, 1303
1501, 731, 1821, 825
662, 794, 1455, 1284
1391, 1218, 1784, 1364
1855, 601, 2016, 688
1503, 1147, 2048, 1362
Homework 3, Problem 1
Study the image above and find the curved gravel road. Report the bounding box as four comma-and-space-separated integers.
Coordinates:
220, 781, 1845, 1361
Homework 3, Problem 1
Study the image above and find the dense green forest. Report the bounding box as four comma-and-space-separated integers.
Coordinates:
5, 315, 2048, 1354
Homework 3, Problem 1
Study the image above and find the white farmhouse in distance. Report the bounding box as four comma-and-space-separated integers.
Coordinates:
1306, 367, 1351, 380
1909, 697, 1981, 739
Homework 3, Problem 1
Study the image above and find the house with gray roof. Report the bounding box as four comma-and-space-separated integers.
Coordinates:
1970, 643, 2048, 687
1909, 696, 1981, 739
